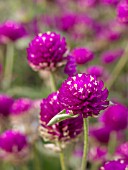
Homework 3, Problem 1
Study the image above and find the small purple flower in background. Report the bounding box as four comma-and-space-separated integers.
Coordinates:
89, 146, 107, 161
117, 0, 128, 23
116, 142, 128, 160
90, 126, 111, 144
55, 13, 77, 32
0, 20, 27, 43
86, 65, 105, 78
0, 94, 14, 117
71, 48, 94, 65
101, 48, 124, 64
0, 130, 29, 164
99, 159, 128, 170
64, 55, 77, 77
101, 0, 120, 6
58, 73, 109, 118
99, 103, 128, 131
39, 92, 83, 149
10, 98, 40, 141
27, 31, 67, 71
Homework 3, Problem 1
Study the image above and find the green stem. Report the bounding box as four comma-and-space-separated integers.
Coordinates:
59, 150, 67, 170
2, 42, 14, 90
108, 131, 117, 156
81, 118, 89, 170
106, 47, 128, 89
50, 71, 57, 92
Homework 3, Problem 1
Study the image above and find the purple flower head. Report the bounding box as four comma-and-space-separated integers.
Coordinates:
39, 92, 83, 145
100, 159, 128, 170
71, 48, 94, 65
101, 0, 120, 6
0, 20, 27, 42
86, 65, 105, 78
116, 142, 128, 159
55, 13, 77, 32
64, 55, 77, 77
58, 73, 109, 118
90, 126, 111, 143
27, 31, 67, 71
99, 103, 128, 131
0, 94, 14, 117
0, 130, 28, 153
10, 98, 33, 116
101, 49, 124, 64
89, 146, 107, 161
117, 0, 128, 23
0, 130, 29, 163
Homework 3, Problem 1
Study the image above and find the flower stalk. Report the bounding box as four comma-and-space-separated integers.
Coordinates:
81, 118, 89, 170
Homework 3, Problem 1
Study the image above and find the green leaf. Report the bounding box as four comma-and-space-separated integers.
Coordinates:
47, 110, 79, 126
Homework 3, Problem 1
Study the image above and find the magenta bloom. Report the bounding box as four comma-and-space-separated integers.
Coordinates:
0, 130, 29, 163
58, 73, 109, 118
90, 126, 111, 143
10, 98, 33, 116
27, 32, 67, 71
0, 94, 14, 117
86, 65, 105, 78
71, 48, 94, 65
0, 130, 27, 152
116, 142, 128, 159
101, 49, 124, 64
64, 55, 77, 76
89, 146, 107, 161
0, 20, 27, 42
99, 103, 128, 131
117, 0, 128, 23
39, 92, 83, 144
100, 159, 128, 170
101, 0, 120, 6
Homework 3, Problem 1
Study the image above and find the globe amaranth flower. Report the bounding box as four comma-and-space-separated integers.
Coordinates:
101, 48, 124, 64
100, 159, 128, 170
10, 98, 40, 142
71, 47, 94, 65
58, 73, 109, 118
0, 130, 29, 164
39, 92, 83, 149
99, 103, 128, 131
64, 55, 77, 77
0, 20, 27, 43
86, 65, 109, 80
27, 31, 67, 71
90, 125, 111, 144
0, 94, 14, 117
116, 142, 128, 160
117, 0, 128, 23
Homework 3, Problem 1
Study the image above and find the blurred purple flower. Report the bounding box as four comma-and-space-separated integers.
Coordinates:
0, 130, 29, 163
101, 48, 124, 64
0, 20, 27, 43
116, 142, 128, 159
99, 159, 128, 170
117, 0, 128, 23
90, 126, 111, 143
64, 55, 77, 76
71, 47, 94, 65
27, 31, 67, 71
99, 103, 128, 131
58, 73, 109, 118
0, 94, 14, 117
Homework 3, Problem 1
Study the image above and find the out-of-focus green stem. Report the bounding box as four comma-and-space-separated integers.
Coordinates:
59, 150, 67, 170
108, 131, 117, 156
106, 47, 128, 89
81, 118, 89, 170
50, 71, 57, 92
2, 42, 14, 90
